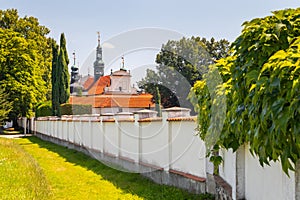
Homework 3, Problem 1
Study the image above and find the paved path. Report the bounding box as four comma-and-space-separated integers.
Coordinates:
0, 134, 32, 139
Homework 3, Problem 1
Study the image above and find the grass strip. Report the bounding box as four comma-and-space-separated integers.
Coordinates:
0, 138, 51, 200
3, 136, 213, 199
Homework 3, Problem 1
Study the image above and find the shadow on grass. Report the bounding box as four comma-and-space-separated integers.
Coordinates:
0, 126, 24, 135
23, 136, 213, 200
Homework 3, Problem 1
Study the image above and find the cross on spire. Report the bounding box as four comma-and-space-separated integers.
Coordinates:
97, 31, 100, 46
121, 55, 125, 69
72, 51, 76, 65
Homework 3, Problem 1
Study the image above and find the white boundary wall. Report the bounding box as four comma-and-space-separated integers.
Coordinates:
31, 114, 300, 200
219, 144, 298, 200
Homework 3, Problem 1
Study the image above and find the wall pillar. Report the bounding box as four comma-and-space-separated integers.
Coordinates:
22, 117, 27, 135
236, 145, 245, 200
296, 160, 300, 200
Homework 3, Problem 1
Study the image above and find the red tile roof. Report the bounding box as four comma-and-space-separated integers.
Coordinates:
83, 76, 94, 90
70, 94, 154, 108
88, 76, 111, 95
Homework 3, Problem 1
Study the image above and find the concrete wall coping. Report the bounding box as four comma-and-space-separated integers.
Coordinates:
167, 117, 196, 122
169, 169, 206, 182
138, 117, 162, 122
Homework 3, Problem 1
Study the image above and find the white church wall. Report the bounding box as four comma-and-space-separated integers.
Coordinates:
103, 121, 119, 157
219, 148, 237, 200
81, 121, 92, 148
119, 121, 139, 162
169, 120, 206, 178
139, 120, 169, 169
68, 121, 75, 144
61, 120, 68, 141
57, 120, 62, 139
74, 120, 82, 145
91, 121, 103, 152
244, 144, 295, 200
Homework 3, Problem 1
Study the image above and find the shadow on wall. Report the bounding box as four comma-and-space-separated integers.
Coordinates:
23, 136, 211, 200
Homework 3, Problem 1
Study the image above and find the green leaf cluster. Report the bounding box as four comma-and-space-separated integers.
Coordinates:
138, 37, 229, 110
0, 9, 52, 119
0, 86, 13, 122
190, 7, 300, 175
35, 101, 52, 117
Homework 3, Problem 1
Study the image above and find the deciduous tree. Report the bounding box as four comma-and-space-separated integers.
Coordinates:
190, 7, 300, 174
0, 29, 47, 120
0, 9, 53, 100
0, 86, 13, 122
138, 37, 229, 110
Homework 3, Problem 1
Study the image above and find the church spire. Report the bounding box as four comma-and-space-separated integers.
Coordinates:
73, 51, 76, 66
93, 31, 104, 80
97, 31, 101, 46
121, 55, 125, 69
70, 50, 79, 93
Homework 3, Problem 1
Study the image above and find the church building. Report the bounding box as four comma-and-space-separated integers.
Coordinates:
69, 33, 154, 114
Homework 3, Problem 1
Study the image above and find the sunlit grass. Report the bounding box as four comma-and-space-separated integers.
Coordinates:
0, 136, 213, 199
0, 138, 51, 200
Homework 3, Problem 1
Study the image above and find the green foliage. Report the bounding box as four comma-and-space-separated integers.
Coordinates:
51, 42, 59, 116
58, 33, 70, 105
138, 37, 229, 110
36, 101, 52, 117
60, 103, 92, 115
0, 9, 53, 100
0, 9, 52, 119
0, 29, 47, 118
51, 33, 70, 116
190, 7, 300, 175
155, 86, 162, 117
0, 86, 13, 122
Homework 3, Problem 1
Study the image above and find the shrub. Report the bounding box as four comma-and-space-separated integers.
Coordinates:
35, 101, 52, 117
60, 104, 92, 115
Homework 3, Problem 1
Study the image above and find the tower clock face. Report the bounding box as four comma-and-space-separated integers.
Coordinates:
95, 70, 103, 75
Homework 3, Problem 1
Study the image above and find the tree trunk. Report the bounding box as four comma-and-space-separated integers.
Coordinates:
12, 117, 18, 128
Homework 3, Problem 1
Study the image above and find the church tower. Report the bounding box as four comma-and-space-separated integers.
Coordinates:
93, 32, 104, 81
70, 51, 80, 94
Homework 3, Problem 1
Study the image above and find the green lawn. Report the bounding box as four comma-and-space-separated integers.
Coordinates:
0, 138, 51, 200
0, 136, 213, 200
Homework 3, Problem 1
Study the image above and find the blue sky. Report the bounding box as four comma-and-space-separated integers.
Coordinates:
1, 0, 299, 78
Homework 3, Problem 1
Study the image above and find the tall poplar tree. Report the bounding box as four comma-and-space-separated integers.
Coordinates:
51, 33, 70, 116
51, 42, 59, 116
58, 33, 70, 105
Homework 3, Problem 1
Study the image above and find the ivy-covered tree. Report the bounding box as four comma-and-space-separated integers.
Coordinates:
190, 7, 300, 174
138, 37, 229, 110
51, 33, 70, 116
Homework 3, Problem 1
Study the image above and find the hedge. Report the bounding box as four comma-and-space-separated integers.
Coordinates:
36, 101, 52, 117
60, 104, 92, 115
